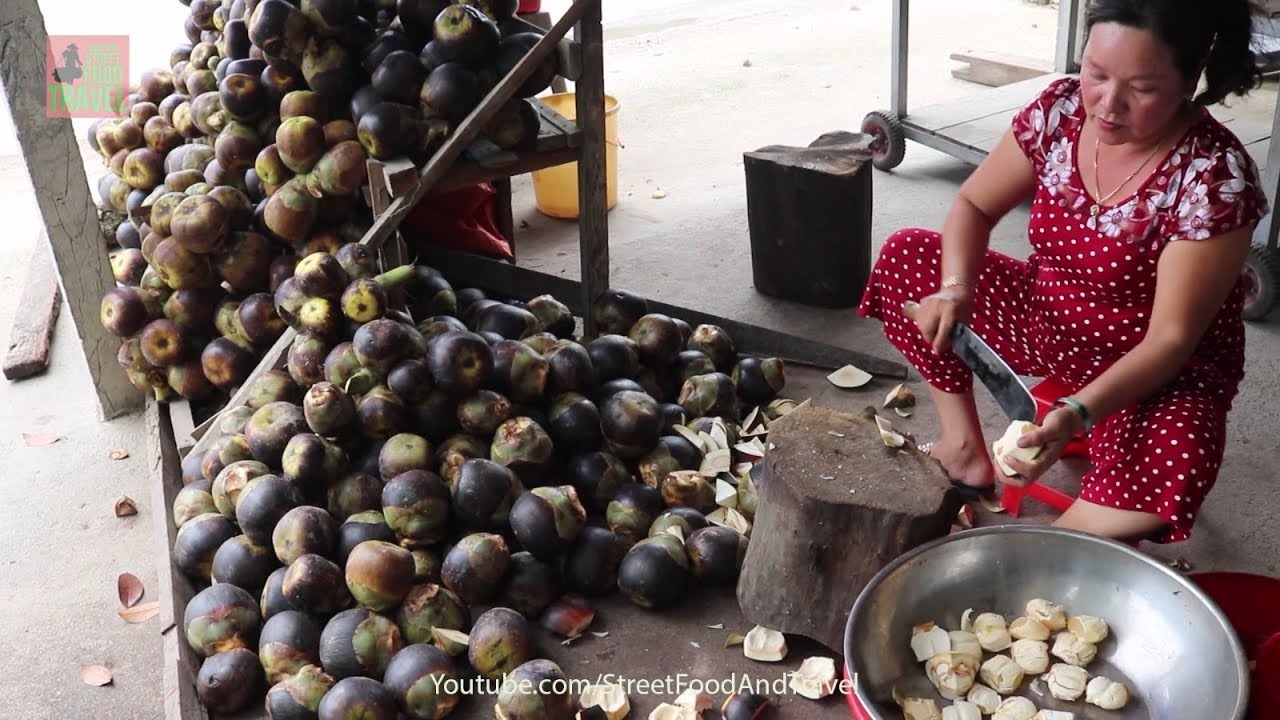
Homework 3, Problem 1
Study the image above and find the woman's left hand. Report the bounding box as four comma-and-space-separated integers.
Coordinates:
999, 407, 1085, 486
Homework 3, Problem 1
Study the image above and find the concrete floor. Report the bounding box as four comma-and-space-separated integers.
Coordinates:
1, 0, 1278, 718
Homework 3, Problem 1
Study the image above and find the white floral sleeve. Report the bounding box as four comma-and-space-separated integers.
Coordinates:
1166, 139, 1269, 243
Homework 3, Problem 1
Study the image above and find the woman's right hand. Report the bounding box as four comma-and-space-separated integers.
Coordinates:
903, 286, 976, 355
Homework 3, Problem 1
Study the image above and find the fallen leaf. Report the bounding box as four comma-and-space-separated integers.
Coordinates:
117, 573, 144, 608
725, 634, 746, 648
22, 432, 61, 446
109, 448, 129, 460
81, 665, 113, 686
114, 497, 137, 518
118, 601, 160, 624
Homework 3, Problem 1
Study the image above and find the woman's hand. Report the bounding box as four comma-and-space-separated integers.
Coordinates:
999, 407, 1085, 486
903, 285, 976, 355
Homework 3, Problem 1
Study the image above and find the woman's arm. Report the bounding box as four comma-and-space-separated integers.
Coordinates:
1068, 226, 1253, 423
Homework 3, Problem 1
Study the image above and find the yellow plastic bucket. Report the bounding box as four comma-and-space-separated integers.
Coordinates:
532, 93, 620, 219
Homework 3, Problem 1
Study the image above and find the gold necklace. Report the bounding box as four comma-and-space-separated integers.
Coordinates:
1089, 122, 1171, 216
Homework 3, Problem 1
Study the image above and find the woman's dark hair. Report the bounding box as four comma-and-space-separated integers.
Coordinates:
1085, 0, 1264, 105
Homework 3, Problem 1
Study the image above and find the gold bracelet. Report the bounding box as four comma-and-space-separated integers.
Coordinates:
940, 275, 971, 289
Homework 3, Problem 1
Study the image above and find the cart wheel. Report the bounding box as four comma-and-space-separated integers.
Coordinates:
861, 110, 906, 171
1242, 244, 1280, 321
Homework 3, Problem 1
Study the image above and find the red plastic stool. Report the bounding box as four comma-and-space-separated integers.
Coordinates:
1000, 378, 1089, 517
1188, 572, 1280, 719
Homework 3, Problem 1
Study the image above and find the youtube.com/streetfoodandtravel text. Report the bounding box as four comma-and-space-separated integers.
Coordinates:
428, 671, 859, 698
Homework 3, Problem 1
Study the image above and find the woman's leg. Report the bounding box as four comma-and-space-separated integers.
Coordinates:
858, 228, 1047, 489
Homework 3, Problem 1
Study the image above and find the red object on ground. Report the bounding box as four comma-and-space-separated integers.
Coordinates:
1187, 572, 1280, 720
402, 183, 512, 261
841, 663, 873, 720
1000, 377, 1089, 517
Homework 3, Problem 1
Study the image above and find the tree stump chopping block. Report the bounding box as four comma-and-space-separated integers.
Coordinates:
736, 404, 963, 652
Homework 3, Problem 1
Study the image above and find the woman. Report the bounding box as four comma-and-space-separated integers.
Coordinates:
857, 0, 1271, 543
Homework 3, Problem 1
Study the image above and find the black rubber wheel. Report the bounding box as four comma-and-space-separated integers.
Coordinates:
1242, 244, 1280, 321
861, 110, 906, 171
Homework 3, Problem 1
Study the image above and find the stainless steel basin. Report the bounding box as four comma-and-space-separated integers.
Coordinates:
843, 526, 1249, 719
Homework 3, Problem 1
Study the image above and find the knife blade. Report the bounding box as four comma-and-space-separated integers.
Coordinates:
950, 322, 1037, 422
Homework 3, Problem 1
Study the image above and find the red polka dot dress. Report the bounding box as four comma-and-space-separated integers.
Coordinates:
857, 77, 1269, 543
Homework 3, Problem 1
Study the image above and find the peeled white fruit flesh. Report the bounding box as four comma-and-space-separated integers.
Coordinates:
992, 696, 1038, 720
715, 478, 738, 508
911, 622, 953, 662
966, 683, 1002, 714
991, 421, 1042, 476
1067, 614, 1109, 643
1085, 675, 1130, 710
1009, 616, 1051, 641
1011, 638, 1051, 674
876, 415, 906, 448
743, 625, 788, 661
1050, 631, 1097, 667
1026, 599, 1067, 631
707, 506, 751, 535
900, 697, 944, 720
926, 652, 978, 700
942, 701, 982, 720
648, 702, 699, 720
673, 688, 713, 713
973, 613, 1012, 652
580, 683, 630, 720
949, 630, 983, 661
789, 656, 838, 699
979, 655, 1025, 695
828, 364, 873, 388
1033, 711, 1075, 720
1044, 663, 1089, 701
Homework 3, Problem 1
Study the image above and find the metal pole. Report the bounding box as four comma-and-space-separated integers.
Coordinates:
1055, 0, 1085, 74
892, 0, 909, 118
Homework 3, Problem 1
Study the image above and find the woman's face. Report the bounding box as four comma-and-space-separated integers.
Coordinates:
1079, 22, 1191, 146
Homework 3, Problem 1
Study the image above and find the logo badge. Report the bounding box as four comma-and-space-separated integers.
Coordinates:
46, 35, 130, 119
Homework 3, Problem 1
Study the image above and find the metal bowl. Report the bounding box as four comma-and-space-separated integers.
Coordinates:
843, 526, 1249, 719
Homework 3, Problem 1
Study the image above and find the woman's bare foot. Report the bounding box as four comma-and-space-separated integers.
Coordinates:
925, 437, 995, 489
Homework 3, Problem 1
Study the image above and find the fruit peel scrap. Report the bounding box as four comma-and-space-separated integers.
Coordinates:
828, 364, 872, 389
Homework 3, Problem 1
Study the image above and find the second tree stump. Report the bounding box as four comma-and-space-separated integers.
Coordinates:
736, 404, 962, 652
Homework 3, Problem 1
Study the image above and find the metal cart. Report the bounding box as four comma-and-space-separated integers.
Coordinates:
860, 0, 1280, 321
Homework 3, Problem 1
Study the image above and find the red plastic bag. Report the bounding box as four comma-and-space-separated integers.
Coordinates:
402, 183, 513, 260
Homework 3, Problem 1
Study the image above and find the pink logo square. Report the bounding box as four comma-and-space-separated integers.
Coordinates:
46, 35, 130, 118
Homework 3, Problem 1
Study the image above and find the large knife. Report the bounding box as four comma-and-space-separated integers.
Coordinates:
949, 322, 1037, 422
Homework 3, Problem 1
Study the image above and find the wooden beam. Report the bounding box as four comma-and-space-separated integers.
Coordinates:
575, 0, 610, 336
3, 234, 62, 380
950, 49, 1051, 88
353, 0, 594, 254
416, 246, 910, 378
0, 4, 143, 419
510, 14, 582, 81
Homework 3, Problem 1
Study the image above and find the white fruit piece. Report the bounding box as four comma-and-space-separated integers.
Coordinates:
876, 415, 906, 448
992, 696, 1038, 720
828, 364, 873, 388
673, 688, 713, 713
941, 701, 982, 720
579, 683, 630, 720
979, 655, 1026, 695
1033, 711, 1075, 720
715, 478, 738, 509
707, 507, 751, 535
973, 612, 1013, 652
1009, 616, 1051, 641
949, 630, 983, 662
1066, 615, 1109, 644
900, 697, 944, 720
884, 383, 915, 409
991, 421, 1042, 476
1011, 638, 1050, 674
911, 622, 953, 662
1050, 631, 1097, 667
743, 625, 788, 661
1085, 675, 1130, 710
926, 652, 979, 700
1026, 599, 1067, 631
960, 608, 975, 632
648, 702, 699, 720
789, 656, 838, 699
1044, 663, 1088, 701
965, 684, 1003, 714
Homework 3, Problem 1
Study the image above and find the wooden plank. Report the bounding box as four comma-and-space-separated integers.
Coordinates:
3, 235, 62, 380
950, 49, 1052, 88
575, 0, 609, 337
147, 399, 210, 720
169, 400, 197, 457
906, 74, 1067, 132
0, 3, 143, 420
416, 245, 910, 377
493, 178, 516, 258
375, 157, 420, 199
510, 14, 582, 81
435, 147, 577, 191
354, 0, 594, 254
533, 97, 580, 146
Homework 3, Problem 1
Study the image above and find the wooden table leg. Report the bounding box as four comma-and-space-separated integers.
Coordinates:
575, 2, 609, 336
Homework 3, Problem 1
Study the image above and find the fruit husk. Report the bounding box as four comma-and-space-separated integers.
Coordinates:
616, 533, 691, 610
258, 609, 323, 685
509, 485, 588, 560
174, 512, 241, 582
468, 607, 533, 680
440, 531, 510, 605
318, 607, 404, 680
495, 659, 575, 720
394, 582, 470, 646
183, 582, 262, 657
345, 539, 416, 612
382, 469, 452, 547
272, 505, 339, 565
382, 643, 462, 720
197, 646, 264, 713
